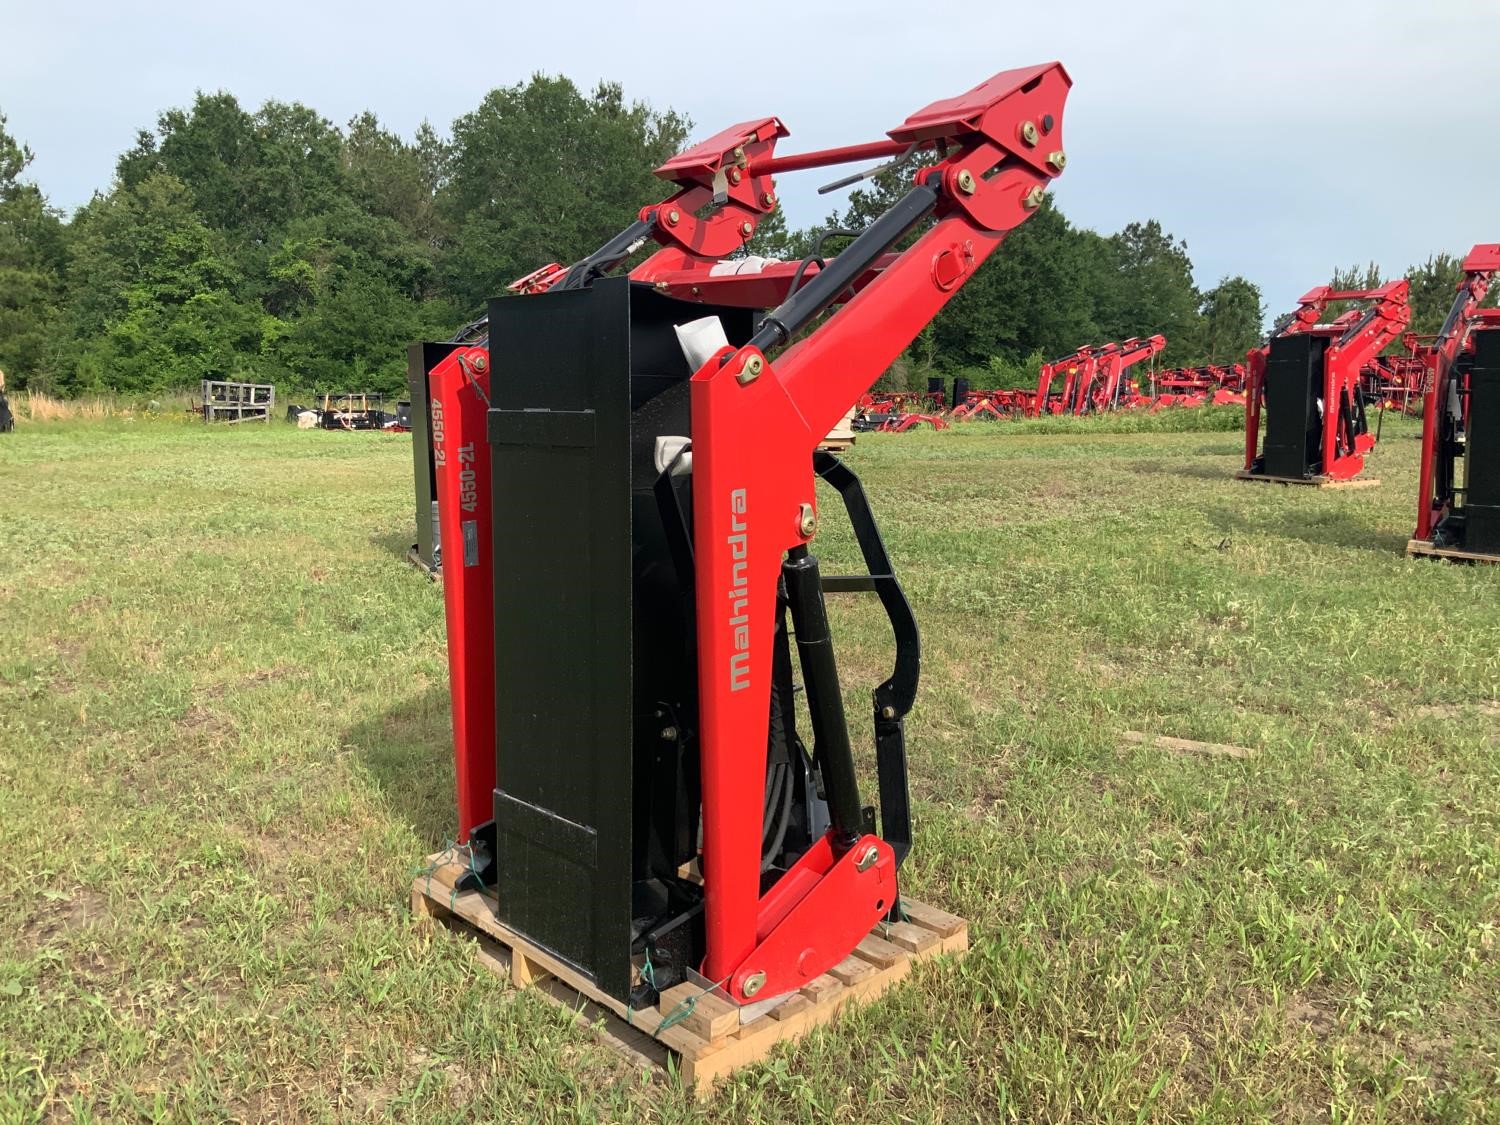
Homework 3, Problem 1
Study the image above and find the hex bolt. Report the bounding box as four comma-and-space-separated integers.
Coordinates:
855, 845, 880, 872
955, 169, 977, 195
742, 971, 767, 998
660, 726, 678, 741
667, 209, 681, 226
737, 354, 764, 386
1046, 150, 1067, 172
798, 503, 817, 538
1022, 186, 1046, 210
880, 705, 897, 720
1020, 120, 1039, 146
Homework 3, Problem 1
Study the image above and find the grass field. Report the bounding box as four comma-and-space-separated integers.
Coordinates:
2, 415, 1497, 1121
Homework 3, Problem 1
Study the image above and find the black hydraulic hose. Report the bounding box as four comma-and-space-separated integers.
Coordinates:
761, 761, 784, 837
761, 763, 795, 873
785, 227, 864, 300
750, 182, 940, 354
556, 218, 656, 291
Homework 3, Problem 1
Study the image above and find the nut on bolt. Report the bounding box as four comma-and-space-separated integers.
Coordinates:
666, 209, 681, 226
728, 167, 742, 185
798, 503, 817, 538
469, 352, 489, 373
741, 971, 767, 998
955, 169, 977, 195
1022, 186, 1046, 210
1020, 120, 1039, 146
762, 191, 776, 208
1046, 150, 1067, 172
740, 220, 754, 236
855, 845, 880, 872
737, 354, 764, 386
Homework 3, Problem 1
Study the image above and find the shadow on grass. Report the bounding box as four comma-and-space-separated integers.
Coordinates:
1169, 460, 1244, 482
371, 530, 420, 567
1205, 504, 1405, 554
346, 683, 456, 850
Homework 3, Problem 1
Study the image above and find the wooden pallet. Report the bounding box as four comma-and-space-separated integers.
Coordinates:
410, 851, 968, 1096
1234, 470, 1380, 490
405, 544, 439, 581
1406, 538, 1500, 564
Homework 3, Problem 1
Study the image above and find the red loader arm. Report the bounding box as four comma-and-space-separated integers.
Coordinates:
1416, 244, 1500, 539
1090, 334, 1166, 412
687, 63, 1072, 1002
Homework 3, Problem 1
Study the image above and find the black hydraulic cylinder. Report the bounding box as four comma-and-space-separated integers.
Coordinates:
782, 546, 863, 849
751, 183, 940, 353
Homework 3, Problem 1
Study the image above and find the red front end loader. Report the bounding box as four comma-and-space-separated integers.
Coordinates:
1242, 280, 1410, 482
1412, 243, 1500, 558
410, 64, 1072, 1013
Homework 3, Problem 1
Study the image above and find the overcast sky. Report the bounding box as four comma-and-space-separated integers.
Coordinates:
3, 0, 1495, 319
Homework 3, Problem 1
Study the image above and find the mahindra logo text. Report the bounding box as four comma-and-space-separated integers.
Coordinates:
727, 488, 750, 692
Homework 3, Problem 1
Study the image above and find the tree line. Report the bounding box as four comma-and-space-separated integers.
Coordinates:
0, 78, 1483, 398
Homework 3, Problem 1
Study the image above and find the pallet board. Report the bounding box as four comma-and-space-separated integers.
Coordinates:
411, 851, 968, 1096
1234, 470, 1380, 489
1406, 538, 1500, 564
405, 545, 439, 581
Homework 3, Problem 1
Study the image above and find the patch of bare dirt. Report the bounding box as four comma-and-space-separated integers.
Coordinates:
176, 705, 231, 738
20, 887, 110, 950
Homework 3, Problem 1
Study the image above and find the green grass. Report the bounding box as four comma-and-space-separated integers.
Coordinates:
1, 415, 1497, 1121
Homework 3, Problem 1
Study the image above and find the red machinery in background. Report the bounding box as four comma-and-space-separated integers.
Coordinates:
1084, 334, 1166, 412
415, 63, 1072, 1012
1033, 343, 1096, 416
1359, 329, 1442, 415
951, 388, 1032, 419
1413, 243, 1500, 553
1030, 335, 1166, 415
1148, 363, 1246, 408
1242, 280, 1410, 482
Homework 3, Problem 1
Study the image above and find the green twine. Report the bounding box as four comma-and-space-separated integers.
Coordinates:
656, 975, 732, 1033
411, 840, 486, 911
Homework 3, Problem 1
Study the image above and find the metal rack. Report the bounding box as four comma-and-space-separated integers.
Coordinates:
201, 380, 275, 424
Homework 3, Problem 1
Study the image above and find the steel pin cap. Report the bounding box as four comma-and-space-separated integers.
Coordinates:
798, 503, 817, 538
737, 354, 764, 386
1022, 186, 1046, 210
742, 971, 767, 997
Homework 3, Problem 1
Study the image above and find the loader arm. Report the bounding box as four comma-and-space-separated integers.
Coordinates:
1091, 334, 1166, 412
1416, 244, 1500, 539
683, 62, 1072, 1001
1244, 280, 1411, 480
